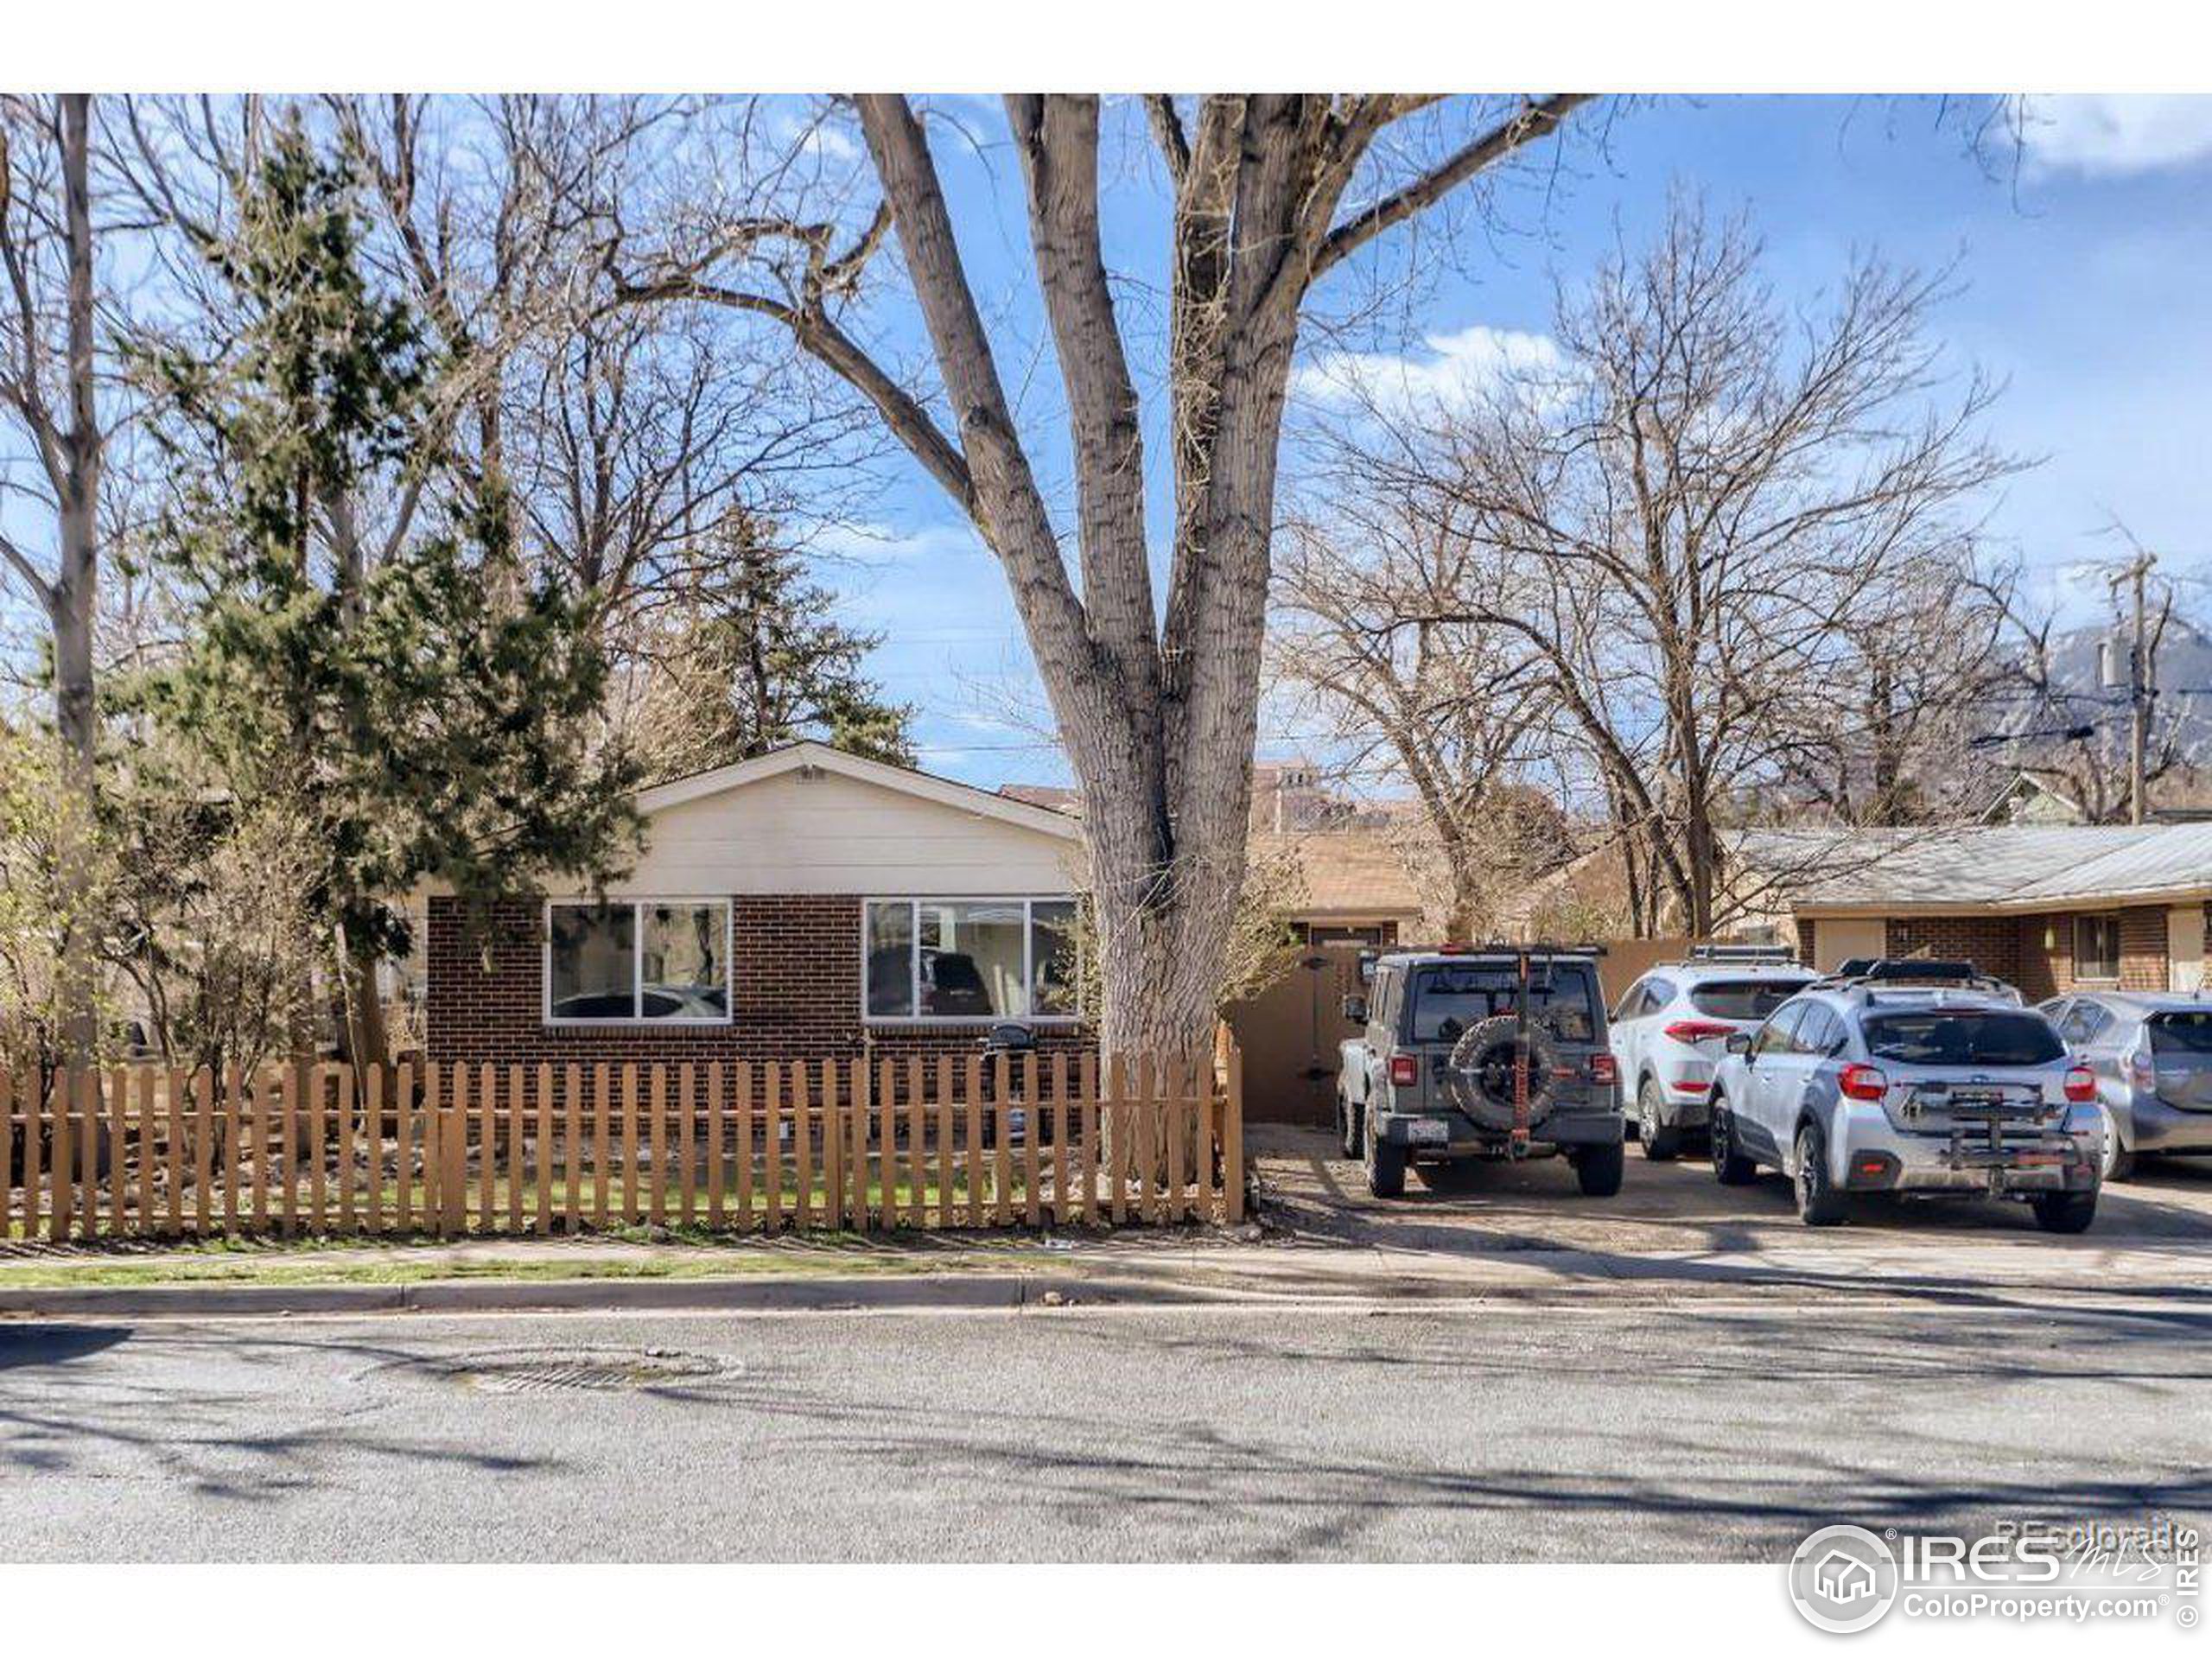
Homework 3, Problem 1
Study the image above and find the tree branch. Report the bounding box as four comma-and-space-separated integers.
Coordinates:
0, 524, 53, 608
852, 94, 1082, 641
1007, 94, 1155, 669
612, 267, 975, 512
1312, 93, 1594, 280
1144, 95, 1189, 183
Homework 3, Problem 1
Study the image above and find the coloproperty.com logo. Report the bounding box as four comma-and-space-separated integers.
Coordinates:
1786, 1516, 2202, 1634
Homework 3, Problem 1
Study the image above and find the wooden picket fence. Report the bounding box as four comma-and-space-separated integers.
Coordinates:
0, 1048, 1244, 1243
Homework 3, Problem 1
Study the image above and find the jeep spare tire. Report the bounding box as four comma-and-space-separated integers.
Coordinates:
1448, 1015, 1560, 1130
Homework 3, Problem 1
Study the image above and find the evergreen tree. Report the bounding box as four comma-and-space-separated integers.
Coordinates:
640, 513, 916, 777
135, 116, 639, 1065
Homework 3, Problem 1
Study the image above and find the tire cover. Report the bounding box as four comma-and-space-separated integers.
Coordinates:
1447, 1014, 1560, 1130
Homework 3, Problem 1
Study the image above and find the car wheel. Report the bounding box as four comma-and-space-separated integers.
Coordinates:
1364, 1117, 1406, 1199
2031, 1190, 2098, 1235
1572, 1139, 1625, 1198
1637, 1077, 1681, 1160
1339, 1096, 1361, 1160
2099, 1105, 2135, 1183
1711, 1102, 1758, 1186
1793, 1122, 1849, 1226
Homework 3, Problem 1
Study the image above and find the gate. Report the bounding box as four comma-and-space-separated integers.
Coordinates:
1221, 948, 1366, 1125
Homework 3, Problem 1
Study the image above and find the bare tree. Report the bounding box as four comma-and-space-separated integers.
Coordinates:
1981, 563, 2188, 823
1347, 199, 2018, 937
0, 93, 111, 1067
1273, 480, 1565, 938
605, 93, 1591, 1053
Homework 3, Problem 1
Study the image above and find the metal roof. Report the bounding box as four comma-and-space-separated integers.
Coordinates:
1738, 823, 2212, 913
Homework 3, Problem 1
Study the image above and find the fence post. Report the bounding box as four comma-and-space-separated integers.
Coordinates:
442, 1071, 467, 1239
1224, 1040, 1245, 1224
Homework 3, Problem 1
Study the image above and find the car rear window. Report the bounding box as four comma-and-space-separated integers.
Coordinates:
1689, 979, 1812, 1020
2148, 1012, 2212, 1055
1860, 1011, 2064, 1067
1408, 963, 1599, 1045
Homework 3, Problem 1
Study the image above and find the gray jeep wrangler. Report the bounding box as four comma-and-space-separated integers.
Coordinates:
1337, 946, 1625, 1198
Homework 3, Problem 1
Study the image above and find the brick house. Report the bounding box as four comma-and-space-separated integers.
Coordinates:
1741, 823, 2212, 1000
422, 742, 1090, 1080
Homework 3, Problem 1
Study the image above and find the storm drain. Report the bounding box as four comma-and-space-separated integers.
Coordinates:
417, 1347, 729, 1395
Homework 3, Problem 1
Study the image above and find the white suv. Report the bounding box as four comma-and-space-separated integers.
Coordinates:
1608, 946, 1815, 1159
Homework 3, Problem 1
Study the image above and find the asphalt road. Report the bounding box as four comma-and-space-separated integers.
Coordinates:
5, 1295, 2208, 1562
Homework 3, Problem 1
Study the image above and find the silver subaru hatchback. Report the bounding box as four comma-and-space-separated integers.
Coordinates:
2040, 990, 2212, 1179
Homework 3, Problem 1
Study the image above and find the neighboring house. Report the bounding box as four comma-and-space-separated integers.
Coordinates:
1001, 764, 1424, 946
423, 742, 1090, 1076
1254, 826, 1426, 948
1740, 823, 2212, 995
1974, 772, 2088, 826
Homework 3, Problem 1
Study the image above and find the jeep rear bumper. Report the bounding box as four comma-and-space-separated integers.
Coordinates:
1380, 1109, 1623, 1157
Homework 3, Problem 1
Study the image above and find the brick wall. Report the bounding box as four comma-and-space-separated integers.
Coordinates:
1877, 907, 2170, 1001
425, 895, 1090, 1090
2012, 906, 2167, 998
1883, 915, 2023, 985
1794, 918, 1815, 967
2120, 906, 2169, 991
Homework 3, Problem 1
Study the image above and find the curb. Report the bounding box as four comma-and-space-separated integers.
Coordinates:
3, 1259, 2204, 1322
0, 1269, 1227, 1321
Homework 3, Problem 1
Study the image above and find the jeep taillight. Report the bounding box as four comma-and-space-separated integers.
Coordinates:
2064, 1065, 2097, 1103
1662, 1020, 1738, 1044
1838, 1063, 1888, 1102
1587, 1052, 1618, 1084
1388, 1054, 1419, 1087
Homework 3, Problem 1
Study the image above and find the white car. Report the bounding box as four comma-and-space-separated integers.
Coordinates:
1608, 945, 1815, 1159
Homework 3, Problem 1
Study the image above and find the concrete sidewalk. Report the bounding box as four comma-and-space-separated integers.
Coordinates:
4, 1225, 2206, 1319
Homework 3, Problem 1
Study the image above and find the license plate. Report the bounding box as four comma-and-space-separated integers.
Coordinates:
1405, 1119, 1449, 1145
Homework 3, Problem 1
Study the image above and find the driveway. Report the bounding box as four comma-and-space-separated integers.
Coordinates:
1249, 1124, 2212, 1302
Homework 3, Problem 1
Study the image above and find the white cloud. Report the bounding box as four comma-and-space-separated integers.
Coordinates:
2009, 94, 2212, 177
1292, 323, 1562, 418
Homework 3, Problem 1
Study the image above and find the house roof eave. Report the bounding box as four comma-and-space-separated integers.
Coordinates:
635, 741, 1084, 843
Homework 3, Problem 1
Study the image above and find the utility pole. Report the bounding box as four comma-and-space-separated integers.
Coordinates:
2107, 551, 2158, 824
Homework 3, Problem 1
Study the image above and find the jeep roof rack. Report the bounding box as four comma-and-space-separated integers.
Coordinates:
1421, 939, 1607, 957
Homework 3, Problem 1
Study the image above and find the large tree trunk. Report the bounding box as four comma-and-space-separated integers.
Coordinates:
649, 93, 1588, 1063
53, 92, 103, 1073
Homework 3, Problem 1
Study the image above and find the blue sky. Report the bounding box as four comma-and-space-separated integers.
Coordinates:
823, 94, 2212, 790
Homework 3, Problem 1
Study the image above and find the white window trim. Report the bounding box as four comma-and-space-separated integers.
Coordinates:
543, 896, 734, 1027
861, 895, 1084, 1027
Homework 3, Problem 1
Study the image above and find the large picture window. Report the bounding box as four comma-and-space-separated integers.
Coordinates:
864, 898, 1081, 1022
546, 899, 731, 1024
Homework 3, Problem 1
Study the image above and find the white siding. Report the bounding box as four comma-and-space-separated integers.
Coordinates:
583, 768, 1083, 897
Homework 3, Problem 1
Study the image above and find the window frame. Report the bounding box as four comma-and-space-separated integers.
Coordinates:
1752, 1000, 1807, 1058
542, 896, 734, 1028
860, 895, 1084, 1027
2073, 912, 2122, 984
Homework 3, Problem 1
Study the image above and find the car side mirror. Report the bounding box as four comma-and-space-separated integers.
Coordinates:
1725, 1031, 1753, 1058
1341, 995, 1369, 1025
